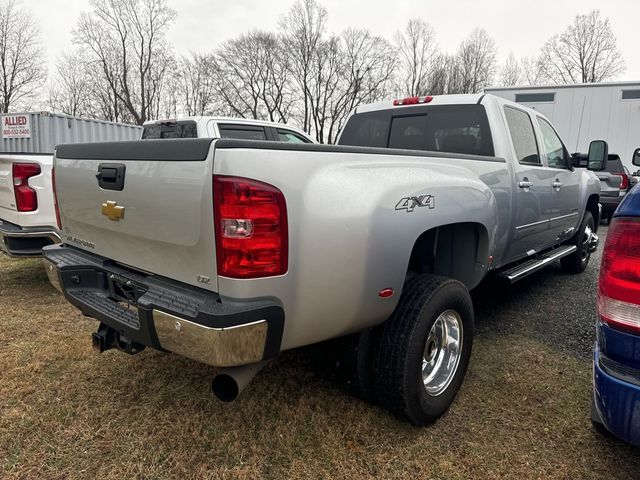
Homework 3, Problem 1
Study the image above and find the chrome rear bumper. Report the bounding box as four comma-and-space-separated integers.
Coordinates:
153, 310, 269, 367
0, 219, 60, 257
42, 244, 284, 367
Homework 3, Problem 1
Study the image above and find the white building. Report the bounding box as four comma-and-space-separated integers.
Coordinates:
485, 82, 640, 169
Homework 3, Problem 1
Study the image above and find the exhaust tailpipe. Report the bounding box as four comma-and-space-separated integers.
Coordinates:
211, 361, 269, 402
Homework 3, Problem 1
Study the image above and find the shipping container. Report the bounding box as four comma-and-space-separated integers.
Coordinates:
1, 112, 142, 153
485, 81, 640, 170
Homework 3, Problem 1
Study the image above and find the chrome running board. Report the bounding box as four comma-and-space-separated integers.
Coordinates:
499, 245, 577, 284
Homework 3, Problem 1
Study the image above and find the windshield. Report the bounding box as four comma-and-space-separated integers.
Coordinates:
338, 104, 494, 157
142, 121, 198, 139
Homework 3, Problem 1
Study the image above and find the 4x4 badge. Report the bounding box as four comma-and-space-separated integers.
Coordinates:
102, 201, 125, 221
395, 195, 435, 213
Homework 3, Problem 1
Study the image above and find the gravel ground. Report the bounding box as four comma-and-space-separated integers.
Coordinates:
472, 225, 606, 360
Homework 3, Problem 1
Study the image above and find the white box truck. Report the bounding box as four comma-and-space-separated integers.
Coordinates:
485, 82, 640, 169
0, 112, 141, 257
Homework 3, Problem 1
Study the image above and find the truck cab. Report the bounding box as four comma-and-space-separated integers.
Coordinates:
338, 94, 601, 270
142, 117, 315, 144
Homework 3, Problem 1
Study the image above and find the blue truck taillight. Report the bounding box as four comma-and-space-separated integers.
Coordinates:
598, 217, 640, 335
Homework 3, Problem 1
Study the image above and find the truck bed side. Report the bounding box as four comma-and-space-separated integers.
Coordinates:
211, 140, 507, 350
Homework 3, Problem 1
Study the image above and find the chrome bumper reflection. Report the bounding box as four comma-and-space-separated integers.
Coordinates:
153, 309, 268, 367
42, 258, 63, 293
588, 232, 599, 253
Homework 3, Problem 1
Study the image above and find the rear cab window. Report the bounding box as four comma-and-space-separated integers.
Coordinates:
142, 121, 198, 139
338, 105, 494, 157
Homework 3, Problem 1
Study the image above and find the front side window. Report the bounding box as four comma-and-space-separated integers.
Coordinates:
537, 118, 567, 168
504, 106, 540, 165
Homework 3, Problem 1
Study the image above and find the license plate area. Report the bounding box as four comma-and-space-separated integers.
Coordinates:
108, 274, 147, 312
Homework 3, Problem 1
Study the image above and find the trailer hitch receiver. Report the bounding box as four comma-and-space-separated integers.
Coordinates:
92, 323, 145, 355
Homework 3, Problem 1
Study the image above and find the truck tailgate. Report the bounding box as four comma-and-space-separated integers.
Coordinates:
596, 171, 621, 198
0, 156, 16, 212
54, 139, 218, 291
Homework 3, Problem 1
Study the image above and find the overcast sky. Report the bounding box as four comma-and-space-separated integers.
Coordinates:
28, 0, 640, 83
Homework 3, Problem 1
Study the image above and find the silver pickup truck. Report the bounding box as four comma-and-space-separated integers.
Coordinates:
43, 94, 604, 425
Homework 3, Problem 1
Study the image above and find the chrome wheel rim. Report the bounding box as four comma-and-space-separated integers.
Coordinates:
581, 225, 593, 262
422, 309, 463, 396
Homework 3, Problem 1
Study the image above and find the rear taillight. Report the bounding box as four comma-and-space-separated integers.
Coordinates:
12, 163, 40, 212
213, 176, 288, 279
393, 95, 433, 106
617, 173, 630, 190
598, 217, 640, 334
51, 166, 62, 229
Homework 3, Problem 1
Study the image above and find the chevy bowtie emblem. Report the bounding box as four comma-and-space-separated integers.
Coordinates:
102, 201, 125, 221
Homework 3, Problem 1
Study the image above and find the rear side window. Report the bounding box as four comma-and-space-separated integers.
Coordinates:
338, 110, 389, 148
218, 124, 267, 141
339, 105, 494, 156
277, 129, 311, 143
142, 122, 198, 139
504, 107, 540, 165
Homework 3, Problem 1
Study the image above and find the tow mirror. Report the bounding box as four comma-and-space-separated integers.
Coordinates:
633, 148, 640, 167
587, 140, 608, 171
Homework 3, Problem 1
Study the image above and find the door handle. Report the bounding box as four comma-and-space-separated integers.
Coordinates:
519, 181, 533, 189
553, 180, 563, 190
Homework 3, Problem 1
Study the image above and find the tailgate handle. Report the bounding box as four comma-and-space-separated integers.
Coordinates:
96, 164, 126, 191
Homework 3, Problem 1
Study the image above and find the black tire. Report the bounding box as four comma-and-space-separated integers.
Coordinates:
374, 274, 474, 425
561, 211, 595, 274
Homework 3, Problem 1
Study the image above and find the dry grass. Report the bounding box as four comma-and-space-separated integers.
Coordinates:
1, 255, 639, 479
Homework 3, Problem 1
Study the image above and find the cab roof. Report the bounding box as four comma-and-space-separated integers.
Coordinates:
355, 94, 486, 114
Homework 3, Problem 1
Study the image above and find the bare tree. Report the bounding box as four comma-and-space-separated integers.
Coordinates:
48, 48, 136, 122
74, 0, 177, 125
0, 0, 46, 112
280, 0, 327, 133
538, 10, 625, 84
520, 56, 543, 85
302, 29, 395, 144
171, 52, 218, 116
47, 52, 94, 117
327, 29, 395, 142
214, 31, 294, 123
456, 28, 497, 93
499, 53, 522, 87
394, 19, 438, 96
428, 54, 462, 95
